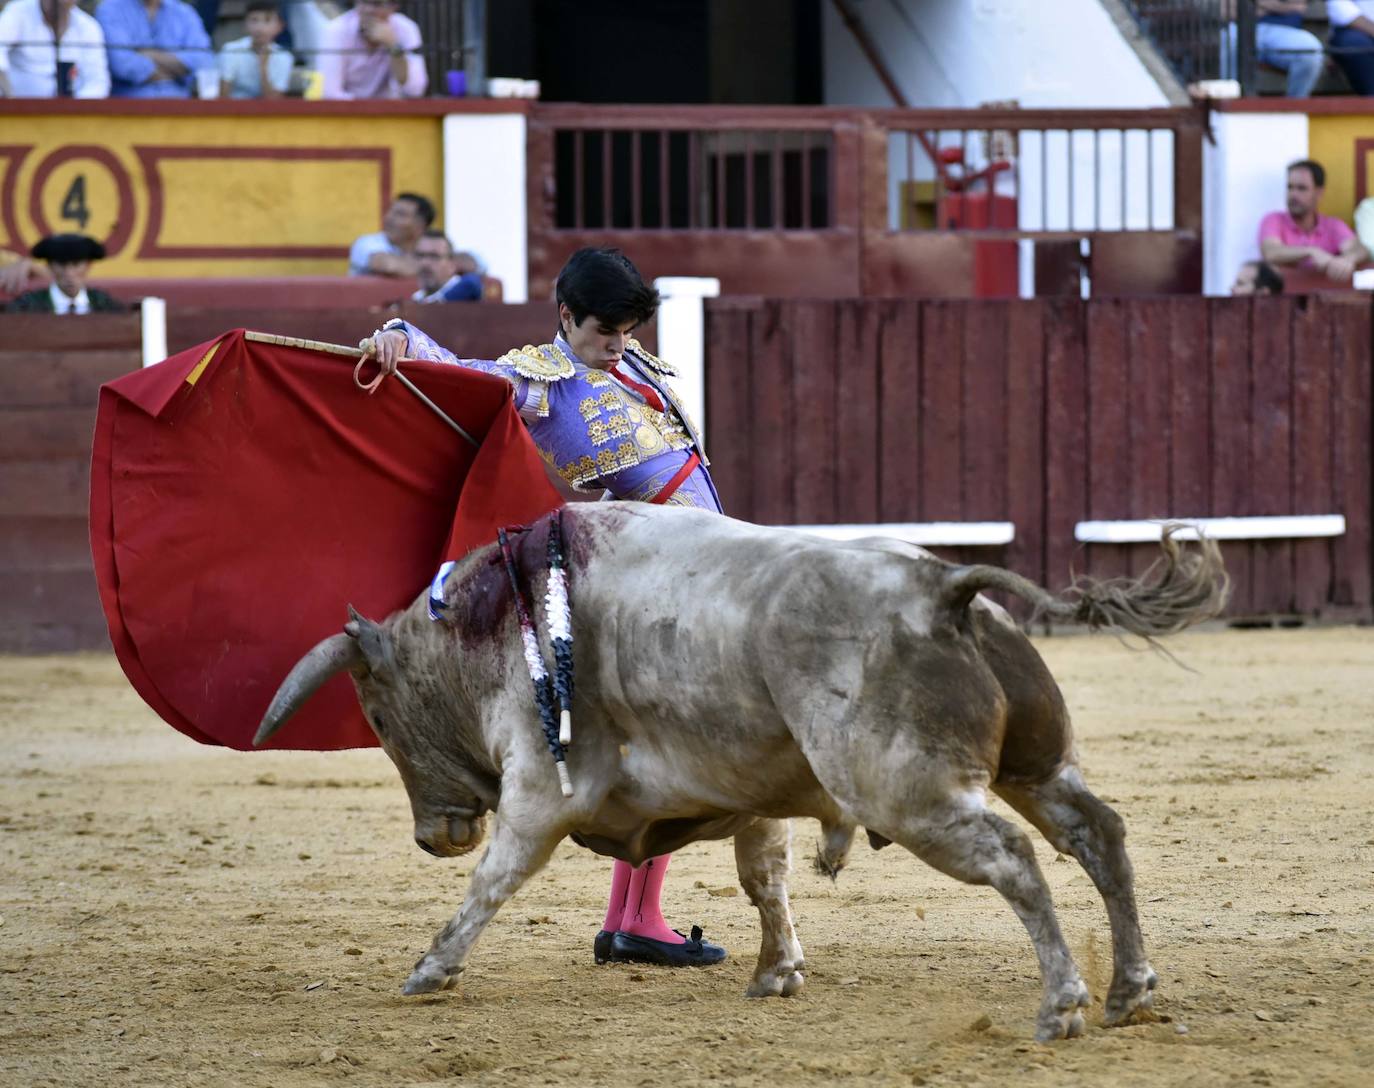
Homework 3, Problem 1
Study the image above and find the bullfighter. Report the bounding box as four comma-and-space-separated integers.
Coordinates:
366, 246, 726, 968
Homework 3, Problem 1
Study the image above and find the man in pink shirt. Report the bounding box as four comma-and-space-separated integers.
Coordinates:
1259, 159, 1369, 285
321, 0, 426, 100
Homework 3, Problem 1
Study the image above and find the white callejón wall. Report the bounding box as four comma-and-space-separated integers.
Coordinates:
822, 0, 1171, 110
1202, 110, 1309, 296
442, 112, 529, 303
652, 276, 719, 450
821, 0, 1178, 279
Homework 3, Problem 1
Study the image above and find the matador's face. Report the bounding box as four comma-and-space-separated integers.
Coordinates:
561, 305, 636, 371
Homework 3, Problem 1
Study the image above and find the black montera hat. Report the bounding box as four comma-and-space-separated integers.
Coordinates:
31, 234, 106, 263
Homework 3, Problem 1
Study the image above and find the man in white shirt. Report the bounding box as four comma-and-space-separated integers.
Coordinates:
217, 1, 293, 99
1329, 0, 1374, 93
348, 191, 434, 276
4, 234, 126, 313
0, 0, 109, 98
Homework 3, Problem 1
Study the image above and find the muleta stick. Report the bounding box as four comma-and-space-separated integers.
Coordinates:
242, 332, 479, 448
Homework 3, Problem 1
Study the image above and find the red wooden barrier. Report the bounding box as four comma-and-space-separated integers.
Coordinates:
1, 296, 1369, 651
704, 295, 1374, 622
0, 315, 142, 652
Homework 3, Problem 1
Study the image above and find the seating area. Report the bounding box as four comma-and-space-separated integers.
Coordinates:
1253, 1, 1350, 95
1124, 0, 1373, 96
201, 1, 469, 98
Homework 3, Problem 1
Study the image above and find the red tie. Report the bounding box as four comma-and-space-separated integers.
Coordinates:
612, 362, 666, 412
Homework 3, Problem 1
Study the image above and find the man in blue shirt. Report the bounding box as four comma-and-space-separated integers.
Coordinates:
97, 0, 213, 98
411, 230, 484, 303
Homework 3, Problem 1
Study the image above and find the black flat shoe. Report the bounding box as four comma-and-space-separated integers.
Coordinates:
593, 929, 615, 964
607, 926, 727, 967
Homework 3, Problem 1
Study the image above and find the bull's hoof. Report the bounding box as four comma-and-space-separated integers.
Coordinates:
1103, 966, 1159, 1027
745, 969, 804, 998
402, 959, 459, 995
1034, 979, 1091, 1042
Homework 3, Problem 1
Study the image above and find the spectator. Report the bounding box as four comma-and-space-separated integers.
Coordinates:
97, 0, 214, 98
1329, 1, 1374, 94
412, 230, 484, 303
0, 0, 110, 98
218, 1, 292, 99
1231, 259, 1285, 295
348, 191, 434, 277
5, 233, 126, 313
320, 0, 425, 100
1259, 159, 1370, 284
1255, 1, 1324, 97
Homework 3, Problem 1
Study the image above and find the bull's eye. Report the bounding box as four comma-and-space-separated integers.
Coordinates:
371, 712, 387, 735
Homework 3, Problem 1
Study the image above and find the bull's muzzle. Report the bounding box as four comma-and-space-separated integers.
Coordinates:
413, 813, 486, 858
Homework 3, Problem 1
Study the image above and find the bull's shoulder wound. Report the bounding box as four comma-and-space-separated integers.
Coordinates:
497, 343, 577, 382
626, 338, 678, 377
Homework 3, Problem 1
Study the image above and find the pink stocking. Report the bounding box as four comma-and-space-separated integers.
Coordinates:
601, 859, 634, 933
620, 853, 684, 944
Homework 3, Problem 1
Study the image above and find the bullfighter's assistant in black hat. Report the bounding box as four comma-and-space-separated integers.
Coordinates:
5, 233, 126, 314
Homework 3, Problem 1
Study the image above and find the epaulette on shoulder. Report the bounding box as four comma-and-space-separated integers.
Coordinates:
626, 338, 678, 378
497, 343, 576, 381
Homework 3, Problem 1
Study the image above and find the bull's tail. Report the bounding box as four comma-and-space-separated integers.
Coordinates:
938, 526, 1230, 642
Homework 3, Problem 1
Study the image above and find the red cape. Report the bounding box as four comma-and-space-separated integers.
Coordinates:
90, 330, 561, 751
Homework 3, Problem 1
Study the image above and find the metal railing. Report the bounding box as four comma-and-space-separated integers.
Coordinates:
408, 0, 482, 97
885, 111, 1189, 233
550, 123, 835, 232
1120, 0, 1244, 86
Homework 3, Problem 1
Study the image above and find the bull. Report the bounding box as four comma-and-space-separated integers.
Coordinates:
255, 504, 1227, 1041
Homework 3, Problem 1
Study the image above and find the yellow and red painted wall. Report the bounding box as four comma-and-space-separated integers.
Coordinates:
0, 100, 492, 278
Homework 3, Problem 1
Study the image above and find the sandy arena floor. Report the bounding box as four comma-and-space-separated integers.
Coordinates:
2, 627, 1372, 1087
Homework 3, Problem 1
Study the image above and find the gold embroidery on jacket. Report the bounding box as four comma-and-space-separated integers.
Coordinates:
497, 343, 576, 381
626, 339, 678, 377
549, 371, 696, 488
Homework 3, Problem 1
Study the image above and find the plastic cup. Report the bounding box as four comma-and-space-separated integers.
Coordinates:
195, 67, 220, 99
446, 70, 467, 97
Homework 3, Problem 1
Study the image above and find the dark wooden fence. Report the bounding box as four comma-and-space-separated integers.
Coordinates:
0, 315, 143, 651
1, 295, 1369, 652
703, 294, 1373, 622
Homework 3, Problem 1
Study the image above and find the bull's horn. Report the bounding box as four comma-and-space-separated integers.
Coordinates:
252, 633, 363, 747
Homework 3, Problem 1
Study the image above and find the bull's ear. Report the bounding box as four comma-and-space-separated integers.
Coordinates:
253, 632, 363, 746
345, 605, 395, 676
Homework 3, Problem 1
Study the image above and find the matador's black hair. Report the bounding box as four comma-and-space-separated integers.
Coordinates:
555, 247, 660, 329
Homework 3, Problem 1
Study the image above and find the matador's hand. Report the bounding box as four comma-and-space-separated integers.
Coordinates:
366, 329, 408, 375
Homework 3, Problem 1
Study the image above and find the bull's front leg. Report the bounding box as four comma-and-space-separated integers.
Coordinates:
734, 818, 805, 998
403, 813, 560, 995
